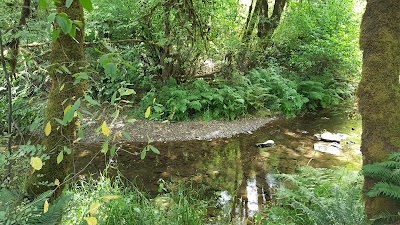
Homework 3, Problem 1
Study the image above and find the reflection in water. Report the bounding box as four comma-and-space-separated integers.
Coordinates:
74, 109, 362, 222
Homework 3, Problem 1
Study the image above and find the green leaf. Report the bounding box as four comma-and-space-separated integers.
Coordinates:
84, 95, 101, 106
79, 0, 93, 11
104, 63, 117, 78
52, 29, 61, 42
149, 145, 160, 154
102, 141, 109, 154
69, 24, 77, 37
57, 151, 64, 164
121, 131, 131, 139
110, 145, 116, 157
140, 149, 147, 160
120, 88, 136, 96
54, 118, 67, 126
66, 0, 73, 8
72, 98, 81, 111
55, 13, 72, 34
111, 92, 117, 105
47, 13, 56, 23
61, 65, 71, 74
39, 0, 49, 8
64, 146, 72, 154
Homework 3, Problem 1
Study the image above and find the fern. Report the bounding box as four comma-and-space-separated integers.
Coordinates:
0, 188, 71, 225
266, 166, 366, 225
362, 152, 400, 199
367, 182, 400, 199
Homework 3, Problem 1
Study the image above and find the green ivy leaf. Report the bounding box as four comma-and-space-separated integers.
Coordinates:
79, 0, 93, 11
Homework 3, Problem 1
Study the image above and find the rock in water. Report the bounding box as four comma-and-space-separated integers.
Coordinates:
318, 132, 349, 142
256, 140, 275, 148
313, 142, 342, 155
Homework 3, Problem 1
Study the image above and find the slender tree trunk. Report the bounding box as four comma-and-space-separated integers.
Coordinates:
27, 0, 85, 197
160, 0, 173, 82
9, 0, 31, 80
358, 0, 400, 218
242, 0, 260, 43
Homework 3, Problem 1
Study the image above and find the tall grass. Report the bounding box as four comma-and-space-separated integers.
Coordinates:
61, 176, 208, 225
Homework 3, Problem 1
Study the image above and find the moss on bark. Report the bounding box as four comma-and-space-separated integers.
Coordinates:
358, 0, 400, 218
26, 0, 85, 197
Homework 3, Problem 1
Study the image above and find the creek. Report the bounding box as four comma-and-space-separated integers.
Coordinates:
75, 108, 362, 222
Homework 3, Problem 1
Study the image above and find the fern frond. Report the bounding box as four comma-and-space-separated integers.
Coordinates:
367, 182, 400, 199
363, 164, 400, 184
28, 193, 73, 225
389, 153, 400, 162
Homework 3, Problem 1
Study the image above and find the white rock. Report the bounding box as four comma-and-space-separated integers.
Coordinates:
313, 142, 342, 155
256, 140, 275, 148
319, 132, 349, 142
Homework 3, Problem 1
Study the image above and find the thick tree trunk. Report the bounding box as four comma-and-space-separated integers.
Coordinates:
27, 0, 85, 197
358, 0, 400, 218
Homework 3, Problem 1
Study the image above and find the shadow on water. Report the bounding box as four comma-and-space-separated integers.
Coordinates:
74, 108, 362, 223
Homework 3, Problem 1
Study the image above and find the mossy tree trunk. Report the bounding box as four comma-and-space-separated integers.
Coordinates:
27, 0, 85, 197
358, 0, 400, 218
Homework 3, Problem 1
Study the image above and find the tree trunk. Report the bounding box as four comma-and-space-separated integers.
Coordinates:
9, 0, 31, 80
27, 0, 85, 197
358, 0, 400, 218
160, 0, 173, 82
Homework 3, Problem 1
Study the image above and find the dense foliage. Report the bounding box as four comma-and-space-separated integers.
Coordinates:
0, 0, 369, 224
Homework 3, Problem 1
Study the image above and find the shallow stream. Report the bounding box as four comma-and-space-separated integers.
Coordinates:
75, 108, 362, 222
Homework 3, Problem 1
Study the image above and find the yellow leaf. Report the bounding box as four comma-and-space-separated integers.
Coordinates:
73, 137, 81, 144
54, 179, 60, 186
89, 201, 102, 216
101, 121, 110, 137
75, 121, 81, 126
102, 195, 121, 202
74, 111, 78, 117
73, 130, 77, 137
44, 200, 49, 213
44, 121, 52, 136
30, 157, 43, 170
145, 106, 151, 119
64, 105, 72, 115
84, 217, 97, 225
